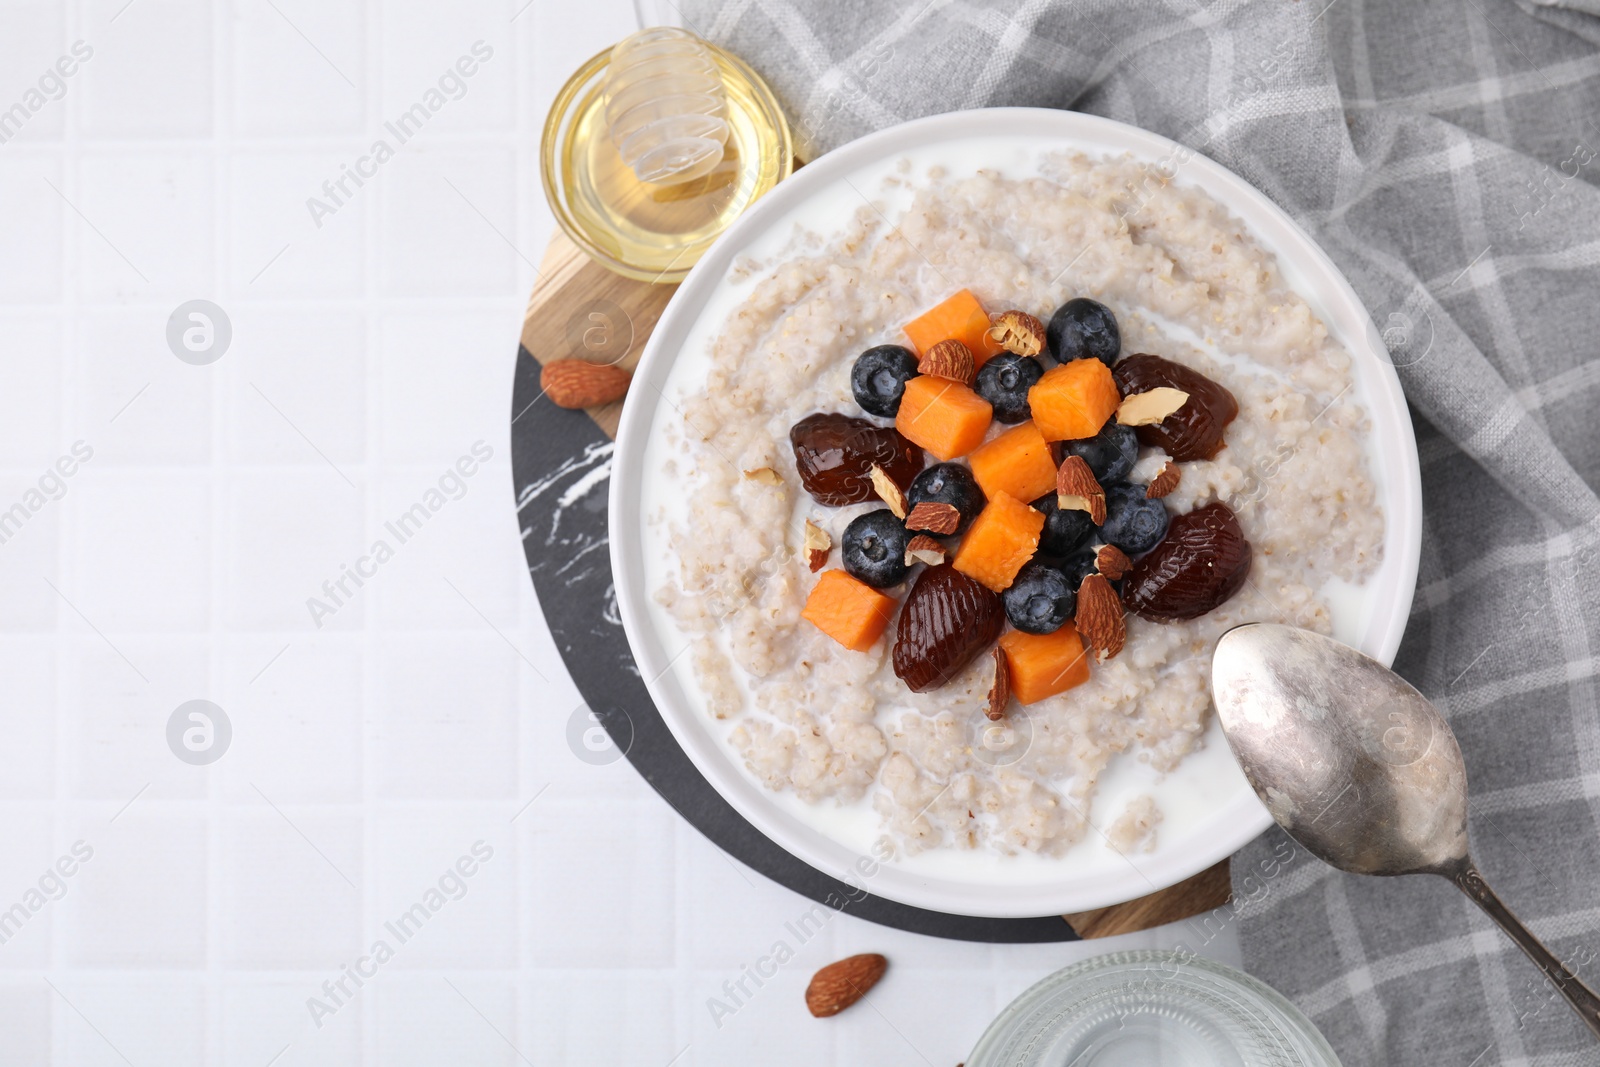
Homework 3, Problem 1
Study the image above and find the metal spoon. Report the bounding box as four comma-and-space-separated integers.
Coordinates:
1211, 622, 1600, 1039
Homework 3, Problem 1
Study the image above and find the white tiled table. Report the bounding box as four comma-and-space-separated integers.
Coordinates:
0, 1, 1237, 1062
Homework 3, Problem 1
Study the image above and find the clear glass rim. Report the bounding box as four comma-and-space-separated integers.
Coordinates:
967, 950, 1342, 1067
538, 41, 793, 284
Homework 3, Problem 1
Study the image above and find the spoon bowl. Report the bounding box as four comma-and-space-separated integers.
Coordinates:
1211, 622, 1467, 875
1212, 623, 1600, 1039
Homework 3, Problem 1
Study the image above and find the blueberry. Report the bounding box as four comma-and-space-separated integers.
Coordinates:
974, 353, 1043, 424
1029, 493, 1096, 558
1060, 421, 1139, 484
1060, 547, 1127, 595
840, 509, 912, 588
1002, 561, 1077, 635
851, 344, 920, 418
1047, 298, 1120, 366
1100, 483, 1170, 555
1060, 549, 1099, 590
907, 463, 986, 535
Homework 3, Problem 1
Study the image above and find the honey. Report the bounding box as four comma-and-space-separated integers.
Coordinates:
604, 28, 729, 185
541, 29, 792, 284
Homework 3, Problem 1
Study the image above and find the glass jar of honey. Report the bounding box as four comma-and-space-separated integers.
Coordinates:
540, 27, 792, 284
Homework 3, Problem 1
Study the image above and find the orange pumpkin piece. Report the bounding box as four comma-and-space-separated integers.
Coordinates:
951, 493, 1045, 592
903, 289, 1007, 367
1029, 358, 1122, 441
999, 624, 1091, 704
968, 421, 1057, 504
895, 375, 993, 462
802, 570, 897, 652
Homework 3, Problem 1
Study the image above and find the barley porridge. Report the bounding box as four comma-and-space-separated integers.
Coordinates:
654, 152, 1383, 859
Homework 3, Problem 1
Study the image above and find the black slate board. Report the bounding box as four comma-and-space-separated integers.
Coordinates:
511, 344, 1077, 942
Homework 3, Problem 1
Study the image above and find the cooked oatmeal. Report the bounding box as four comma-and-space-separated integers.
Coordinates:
655, 153, 1383, 858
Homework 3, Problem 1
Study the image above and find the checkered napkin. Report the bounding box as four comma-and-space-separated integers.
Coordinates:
681, 0, 1600, 1061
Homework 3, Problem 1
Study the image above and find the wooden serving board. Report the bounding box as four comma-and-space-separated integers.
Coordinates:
521, 231, 1232, 939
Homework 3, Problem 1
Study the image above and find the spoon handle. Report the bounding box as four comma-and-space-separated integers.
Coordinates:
1450, 860, 1600, 1039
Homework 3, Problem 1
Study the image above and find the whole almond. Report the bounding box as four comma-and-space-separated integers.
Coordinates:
918, 339, 976, 385
541, 359, 632, 409
1076, 574, 1126, 661
805, 954, 888, 1018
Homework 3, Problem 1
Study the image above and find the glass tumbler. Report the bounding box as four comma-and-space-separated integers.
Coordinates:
967, 950, 1342, 1067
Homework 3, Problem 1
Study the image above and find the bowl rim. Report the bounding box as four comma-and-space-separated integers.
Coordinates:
607, 106, 1422, 918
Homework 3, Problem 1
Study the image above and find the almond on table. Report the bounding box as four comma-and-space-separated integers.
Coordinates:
985, 647, 1011, 720
1075, 574, 1127, 661
905, 501, 961, 535
904, 534, 948, 566
1117, 387, 1190, 427
540, 359, 632, 409
1095, 544, 1132, 581
803, 519, 831, 572
868, 464, 908, 518
1146, 460, 1181, 499
805, 954, 888, 1018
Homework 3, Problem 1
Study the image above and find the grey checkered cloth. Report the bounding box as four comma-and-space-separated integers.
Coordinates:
680, 0, 1600, 1061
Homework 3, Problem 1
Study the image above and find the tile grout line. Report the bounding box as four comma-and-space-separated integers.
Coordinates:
206, 0, 233, 1058
361, 2, 381, 1062
49, 0, 80, 1045
17, 1, 647, 1059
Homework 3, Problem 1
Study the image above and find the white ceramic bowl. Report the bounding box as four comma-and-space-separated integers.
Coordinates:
609, 108, 1422, 918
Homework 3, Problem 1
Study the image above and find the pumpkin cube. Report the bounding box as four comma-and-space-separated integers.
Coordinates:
1029, 358, 1122, 441
895, 375, 993, 462
903, 289, 1007, 367
968, 421, 1057, 504
999, 624, 1092, 704
951, 493, 1045, 592
802, 570, 897, 651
